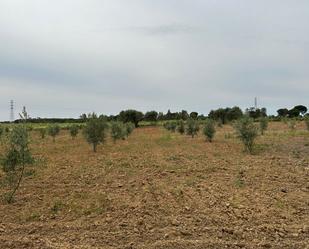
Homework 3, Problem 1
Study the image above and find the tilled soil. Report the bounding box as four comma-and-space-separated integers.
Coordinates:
0, 123, 308, 248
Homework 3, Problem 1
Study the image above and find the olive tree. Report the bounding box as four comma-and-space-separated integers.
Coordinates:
234, 117, 259, 154
164, 121, 177, 132
119, 110, 144, 127
259, 117, 268, 135
38, 128, 46, 139
110, 122, 125, 143
83, 114, 108, 152
203, 119, 216, 142
1, 126, 33, 203
177, 120, 185, 135
69, 124, 79, 139
125, 123, 135, 138
186, 119, 199, 138
48, 124, 60, 142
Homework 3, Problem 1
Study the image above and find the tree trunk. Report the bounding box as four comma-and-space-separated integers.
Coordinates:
8, 155, 25, 203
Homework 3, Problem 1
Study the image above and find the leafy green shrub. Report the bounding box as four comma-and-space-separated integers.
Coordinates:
177, 120, 185, 135
1, 125, 33, 203
48, 124, 60, 142
234, 117, 259, 154
69, 125, 79, 139
164, 121, 177, 132
38, 128, 46, 139
110, 122, 125, 143
125, 123, 135, 138
203, 119, 216, 142
259, 117, 268, 135
186, 119, 199, 138
169, 121, 177, 132
83, 114, 108, 152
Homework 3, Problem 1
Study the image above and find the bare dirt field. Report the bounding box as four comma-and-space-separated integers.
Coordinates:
0, 122, 308, 249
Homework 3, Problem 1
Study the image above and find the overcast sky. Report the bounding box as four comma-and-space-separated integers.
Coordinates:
0, 0, 308, 120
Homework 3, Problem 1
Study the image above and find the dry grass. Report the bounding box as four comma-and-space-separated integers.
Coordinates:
0, 122, 308, 248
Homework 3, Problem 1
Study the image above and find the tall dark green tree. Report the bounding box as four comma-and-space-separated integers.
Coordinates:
293, 105, 307, 116
180, 110, 189, 120
190, 112, 198, 119
119, 110, 144, 127
277, 108, 289, 117
144, 111, 158, 122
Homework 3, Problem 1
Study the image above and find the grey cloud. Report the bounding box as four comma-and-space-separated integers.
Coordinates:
0, 0, 309, 120
124, 24, 201, 36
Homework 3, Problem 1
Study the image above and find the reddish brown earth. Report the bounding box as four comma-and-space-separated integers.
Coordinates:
0, 122, 308, 248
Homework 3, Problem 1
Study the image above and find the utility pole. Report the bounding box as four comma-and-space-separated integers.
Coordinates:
10, 100, 15, 122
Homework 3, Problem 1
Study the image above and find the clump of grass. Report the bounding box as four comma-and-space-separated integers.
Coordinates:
51, 199, 65, 214
235, 169, 245, 188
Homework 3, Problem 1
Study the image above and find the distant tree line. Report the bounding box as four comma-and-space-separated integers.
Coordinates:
5, 104, 308, 127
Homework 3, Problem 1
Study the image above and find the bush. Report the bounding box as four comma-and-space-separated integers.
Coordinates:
125, 123, 135, 138
110, 122, 125, 143
186, 119, 199, 138
203, 119, 216, 142
83, 114, 108, 152
69, 125, 79, 139
1, 125, 33, 203
48, 124, 60, 142
177, 120, 185, 135
234, 117, 259, 153
164, 121, 177, 132
38, 128, 46, 139
259, 117, 268, 135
